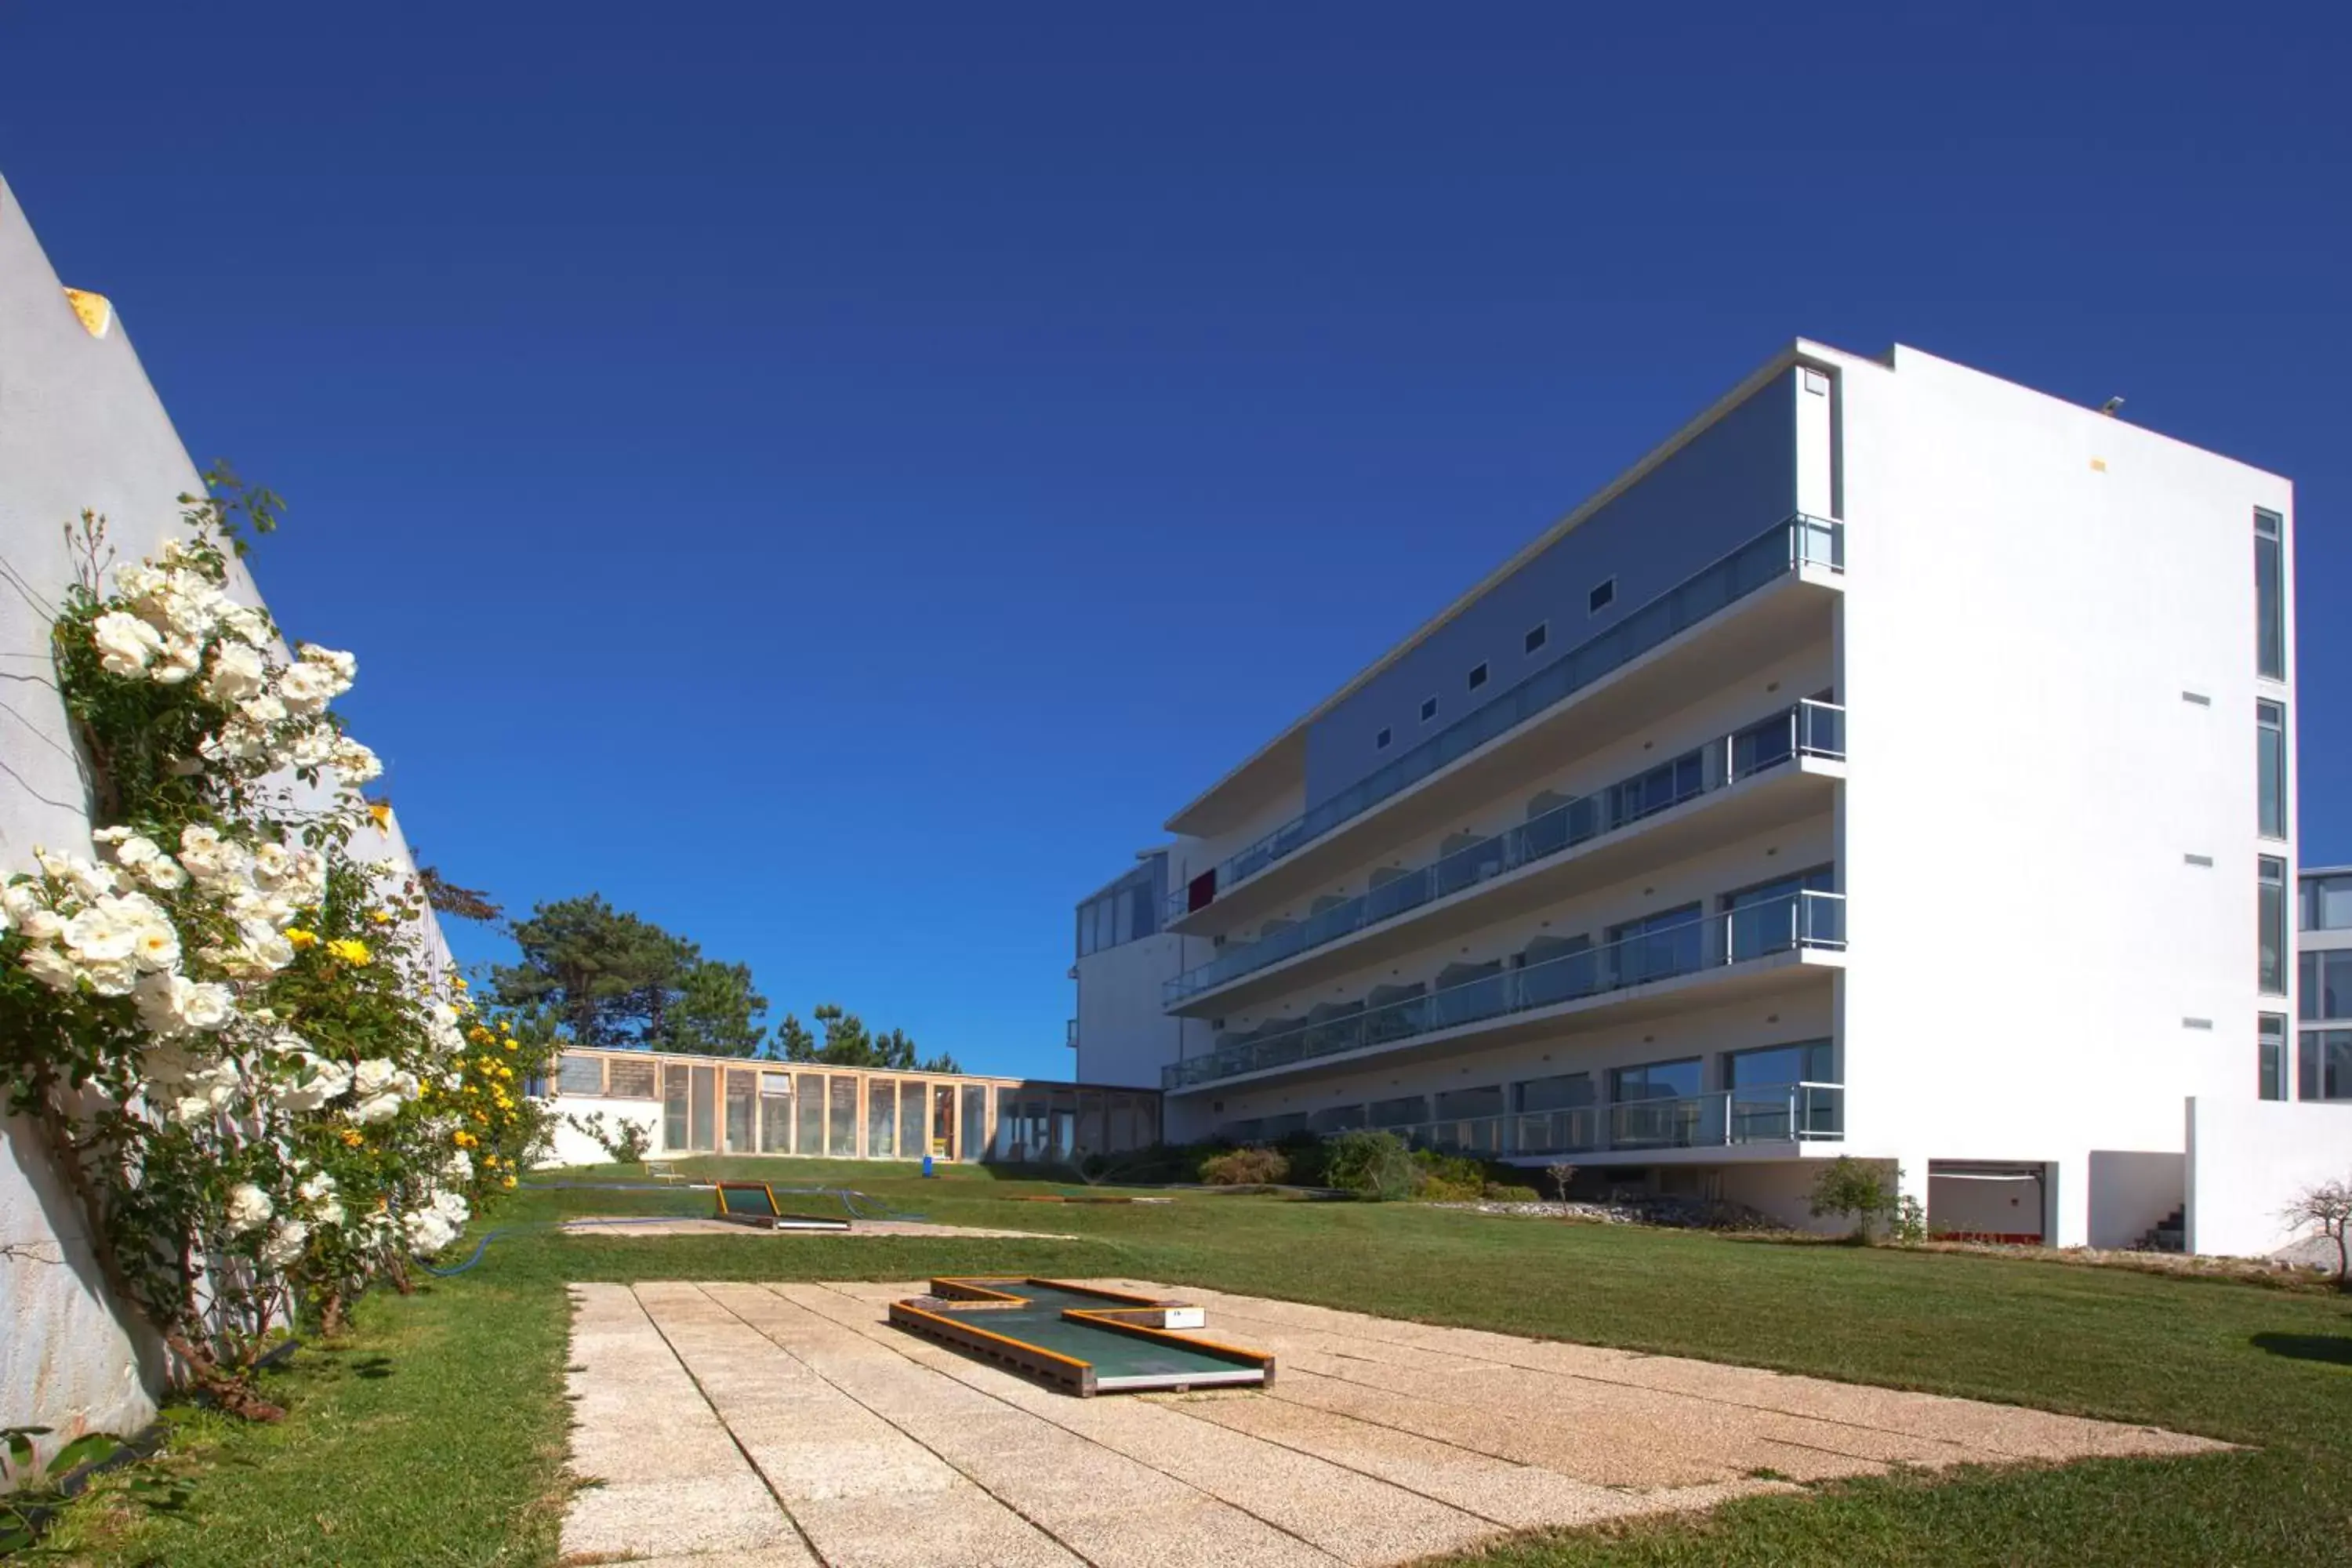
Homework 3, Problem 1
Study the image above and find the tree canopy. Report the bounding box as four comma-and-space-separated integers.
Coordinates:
487, 895, 951, 1069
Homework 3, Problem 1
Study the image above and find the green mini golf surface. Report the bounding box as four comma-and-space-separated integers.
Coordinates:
893, 1279, 1272, 1392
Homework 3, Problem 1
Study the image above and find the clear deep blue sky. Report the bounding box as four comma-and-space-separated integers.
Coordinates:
5, 5, 2345, 1078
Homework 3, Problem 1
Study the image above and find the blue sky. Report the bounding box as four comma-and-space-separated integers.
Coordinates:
5, 5, 2344, 1079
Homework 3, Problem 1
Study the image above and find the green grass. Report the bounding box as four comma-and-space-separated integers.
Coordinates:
46, 1157, 2352, 1565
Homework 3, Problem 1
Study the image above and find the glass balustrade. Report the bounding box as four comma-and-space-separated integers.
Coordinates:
1348, 1083, 1843, 1158
1170, 514, 1844, 924
1163, 889, 1846, 1089
1164, 699, 1846, 1004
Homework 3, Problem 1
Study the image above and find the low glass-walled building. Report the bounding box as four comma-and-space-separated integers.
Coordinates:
539, 1045, 1162, 1167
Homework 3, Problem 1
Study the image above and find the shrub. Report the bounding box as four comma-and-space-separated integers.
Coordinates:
1889, 1193, 1929, 1244
1544, 1162, 1579, 1202
1406, 1147, 1487, 1201
567, 1110, 652, 1166
1483, 1181, 1541, 1203
1809, 1155, 1899, 1242
1199, 1145, 1289, 1186
1273, 1128, 1330, 1188
1323, 1129, 1416, 1200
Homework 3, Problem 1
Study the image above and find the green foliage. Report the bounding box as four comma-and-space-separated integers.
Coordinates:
1199, 1145, 1290, 1186
2, 1425, 188, 1555
1483, 1181, 1542, 1203
1810, 1155, 1900, 1242
491, 895, 767, 1055
1408, 1147, 1490, 1201
1323, 1128, 1416, 1200
1889, 1192, 1929, 1244
779, 1004, 956, 1071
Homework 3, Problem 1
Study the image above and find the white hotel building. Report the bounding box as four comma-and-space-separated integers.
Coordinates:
1073, 341, 2343, 1251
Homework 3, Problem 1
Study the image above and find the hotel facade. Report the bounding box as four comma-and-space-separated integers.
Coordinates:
1076, 341, 2340, 1250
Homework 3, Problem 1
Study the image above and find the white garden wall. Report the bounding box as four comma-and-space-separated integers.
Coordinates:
2187, 1097, 2352, 1258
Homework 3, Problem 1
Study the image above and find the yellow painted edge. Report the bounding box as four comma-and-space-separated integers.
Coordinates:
63, 288, 113, 339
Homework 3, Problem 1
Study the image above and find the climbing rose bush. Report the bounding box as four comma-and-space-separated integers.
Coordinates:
0, 495, 546, 1417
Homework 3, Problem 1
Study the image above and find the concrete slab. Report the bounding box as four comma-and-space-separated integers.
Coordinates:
561, 1278, 2234, 1567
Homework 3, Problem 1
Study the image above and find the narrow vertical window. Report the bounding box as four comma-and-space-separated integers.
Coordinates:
2256, 508, 2285, 680
1467, 662, 1489, 691
2259, 1014, 2287, 1101
2257, 702, 2287, 840
2259, 856, 2287, 996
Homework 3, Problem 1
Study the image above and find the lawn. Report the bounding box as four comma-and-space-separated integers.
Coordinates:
45, 1157, 2352, 1566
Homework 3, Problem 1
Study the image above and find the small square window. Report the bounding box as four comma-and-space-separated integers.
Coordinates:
1588, 578, 1617, 615
1420, 696, 1439, 724
1467, 662, 1489, 691
1524, 622, 1548, 655
1374, 727, 1392, 751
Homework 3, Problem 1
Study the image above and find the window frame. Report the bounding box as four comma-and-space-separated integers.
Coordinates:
2256, 507, 2285, 681
2257, 700, 2288, 841
1524, 621, 1548, 655
1374, 726, 1392, 751
2259, 1014, 2288, 1101
2259, 855, 2288, 996
1588, 577, 1617, 615
1419, 695, 1439, 724
1467, 661, 1489, 691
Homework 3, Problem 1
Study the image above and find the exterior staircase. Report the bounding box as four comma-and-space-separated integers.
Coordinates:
2135, 1206, 2186, 1253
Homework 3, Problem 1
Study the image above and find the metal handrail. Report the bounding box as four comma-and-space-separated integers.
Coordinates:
1235, 1082, 1846, 1155
1169, 514, 1844, 924
1164, 699, 1844, 1004
1163, 889, 1845, 1090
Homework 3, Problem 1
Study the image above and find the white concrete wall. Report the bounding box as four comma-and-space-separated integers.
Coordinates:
1074, 931, 1189, 1090
2086, 1150, 2185, 1250
0, 173, 446, 1460
1831, 343, 2294, 1246
2187, 1097, 2352, 1257
542, 1097, 664, 1169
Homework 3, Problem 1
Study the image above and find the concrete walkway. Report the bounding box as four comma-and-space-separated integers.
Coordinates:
561, 1279, 2229, 1567
562, 1217, 1073, 1240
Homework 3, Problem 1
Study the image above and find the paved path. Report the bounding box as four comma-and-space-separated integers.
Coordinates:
561, 1279, 2229, 1567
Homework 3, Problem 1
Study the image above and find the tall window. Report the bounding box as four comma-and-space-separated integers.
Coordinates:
2255, 508, 2285, 680
2257, 702, 2287, 840
2300, 1031, 2352, 1102
2305, 873, 2352, 931
2303, 949, 2351, 1022
2259, 1014, 2287, 1101
2259, 856, 2288, 996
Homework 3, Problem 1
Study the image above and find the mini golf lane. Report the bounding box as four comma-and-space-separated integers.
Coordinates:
888, 1277, 1275, 1396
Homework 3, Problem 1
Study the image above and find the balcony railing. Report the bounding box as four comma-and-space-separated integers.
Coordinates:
1367, 1082, 1845, 1158
1164, 699, 1844, 1005
1170, 514, 1845, 924
1163, 888, 1845, 1090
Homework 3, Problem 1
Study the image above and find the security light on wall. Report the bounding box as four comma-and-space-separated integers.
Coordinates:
2100, 396, 2125, 416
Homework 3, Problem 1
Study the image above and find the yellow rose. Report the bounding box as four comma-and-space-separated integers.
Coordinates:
450, 975, 469, 992
326, 938, 372, 966
285, 928, 320, 949
502, 1175, 517, 1189
368, 909, 394, 925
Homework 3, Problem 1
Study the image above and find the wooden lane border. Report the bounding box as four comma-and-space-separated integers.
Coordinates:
908, 1278, 1276, 1389
887, 1298, 1097, 1396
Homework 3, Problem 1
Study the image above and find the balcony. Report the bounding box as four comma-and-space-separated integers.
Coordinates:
1169, 514, 1843, 931
1163, 699, 1843, 1012
1162, 888, 1845, 1092
1351, 1082, 1846, 1160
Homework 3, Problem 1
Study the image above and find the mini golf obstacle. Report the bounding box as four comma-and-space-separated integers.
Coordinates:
889, 1278, 1274, 1396
712, 1181, 852, 1232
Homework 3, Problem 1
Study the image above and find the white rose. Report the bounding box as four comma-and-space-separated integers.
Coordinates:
443, 1149, 474, 1185
234, 931, 295, 974
60, 855, 122, 903
258, 1219, 310, 1269
18, 909, 65, 945
225, 1182, 274, 1234
152, 639, 202, 684
277, 662, 340, 713
330, 737, 382, 783
20, 946, 79, 991
93, 611, 165, 676
200, 642, 268, 703
108, 834, 165, 870
63, 906, 137, 964
238, 691, 288, 727
129, 922, 181, 972
314, 1197, 346, 1227
220, 604, 271, 645
401, 1210, 457, 1255
83, 957, 140, 996
297, 644, 358, 688
250, 842, 293, 885
140, 858, 190, 892
177, 980, 234, 1031
352, 1058, 397, 1096
350, 1092, 403, 1126
2, 882, 49, 922
297, 1171, 338, 1203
